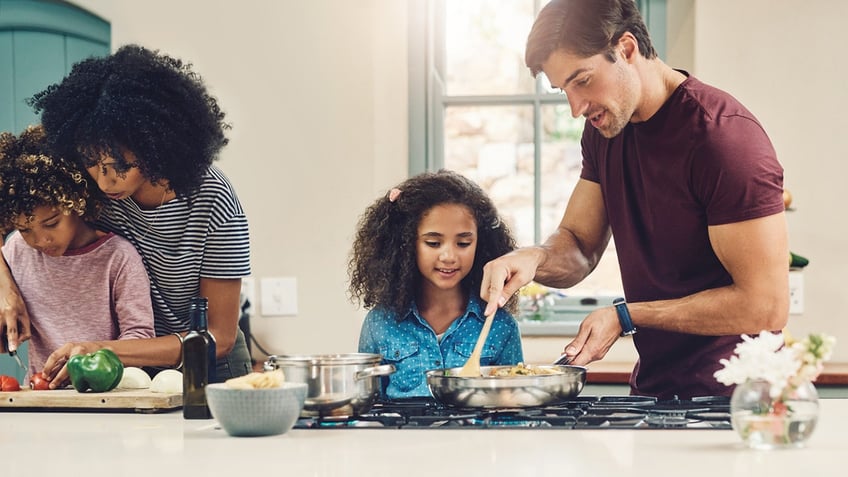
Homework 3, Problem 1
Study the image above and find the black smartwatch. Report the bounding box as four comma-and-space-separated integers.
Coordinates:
613, 298, 637, 337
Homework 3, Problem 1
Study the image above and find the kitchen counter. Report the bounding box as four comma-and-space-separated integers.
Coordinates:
586, 361, 848, 385
2, 399, 846, 476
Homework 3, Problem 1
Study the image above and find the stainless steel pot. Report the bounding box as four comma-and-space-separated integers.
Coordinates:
264, 353, 395, 416
426, 364, 586, 408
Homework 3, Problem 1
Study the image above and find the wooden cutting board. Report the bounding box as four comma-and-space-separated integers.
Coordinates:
0, 388, 182, 413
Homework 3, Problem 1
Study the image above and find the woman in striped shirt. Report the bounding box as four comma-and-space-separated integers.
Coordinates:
0, 45, 252, 385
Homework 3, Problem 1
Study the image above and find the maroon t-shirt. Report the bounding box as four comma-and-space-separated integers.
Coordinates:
580, 74, 785, 399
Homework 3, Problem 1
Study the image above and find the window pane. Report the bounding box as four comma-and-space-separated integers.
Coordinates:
444, 0, 536, 96
444, 104, 536, 246
540, 104, 582, 240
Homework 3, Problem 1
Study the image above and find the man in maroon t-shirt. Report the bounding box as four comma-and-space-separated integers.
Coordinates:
480, 0, 788, 399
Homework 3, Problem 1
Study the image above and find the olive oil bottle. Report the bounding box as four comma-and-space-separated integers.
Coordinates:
183, 297, 216, 419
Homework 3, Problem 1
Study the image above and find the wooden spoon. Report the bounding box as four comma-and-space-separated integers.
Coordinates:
457, 311, 495, 377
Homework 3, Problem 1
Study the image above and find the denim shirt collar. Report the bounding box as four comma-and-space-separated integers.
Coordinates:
402, 295, 487, 328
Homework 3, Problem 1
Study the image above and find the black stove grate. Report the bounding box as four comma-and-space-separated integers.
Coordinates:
292, 395, 732, 430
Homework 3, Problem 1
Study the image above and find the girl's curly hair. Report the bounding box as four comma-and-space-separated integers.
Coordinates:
348, 169, 518, 316
0, 125, 102, 235
29, 44, 230, 197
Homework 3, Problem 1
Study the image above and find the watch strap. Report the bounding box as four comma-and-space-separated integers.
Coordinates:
613, 298, 637, 337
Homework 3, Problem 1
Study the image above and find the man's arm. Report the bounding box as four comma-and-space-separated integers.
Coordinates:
564, 212, 789, 365
534, 179, 612, 288
630, 212, 789, 335
481, 179, 611, 315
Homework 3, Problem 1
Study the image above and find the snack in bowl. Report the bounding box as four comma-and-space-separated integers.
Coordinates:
225, 370, 285, 389
206, 371, 307, 437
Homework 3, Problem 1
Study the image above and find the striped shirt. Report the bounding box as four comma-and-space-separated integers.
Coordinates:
96, 166, 251, 336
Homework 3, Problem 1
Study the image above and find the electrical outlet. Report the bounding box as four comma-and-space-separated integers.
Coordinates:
789, 270, 804, 315
240, 277, 256, 315
260, 277, 298, 316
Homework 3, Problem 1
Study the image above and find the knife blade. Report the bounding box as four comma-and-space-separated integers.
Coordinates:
1, 332, 26, 372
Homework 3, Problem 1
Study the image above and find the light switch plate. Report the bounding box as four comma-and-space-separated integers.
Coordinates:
789, 270, 804, 315
260, 277, 298, 316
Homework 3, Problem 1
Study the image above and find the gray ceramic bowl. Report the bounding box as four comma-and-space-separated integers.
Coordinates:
205, 382, 307, 437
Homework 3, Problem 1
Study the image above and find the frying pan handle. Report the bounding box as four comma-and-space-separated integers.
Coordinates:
354, 364, 396, 381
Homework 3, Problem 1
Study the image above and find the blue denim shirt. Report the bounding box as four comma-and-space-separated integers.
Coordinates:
358, 295, 524, 399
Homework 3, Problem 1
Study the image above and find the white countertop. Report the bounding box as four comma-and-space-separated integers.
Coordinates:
3, 399, 845, 476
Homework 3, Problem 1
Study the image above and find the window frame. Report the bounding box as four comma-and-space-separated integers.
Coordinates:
408, 2, 667, 238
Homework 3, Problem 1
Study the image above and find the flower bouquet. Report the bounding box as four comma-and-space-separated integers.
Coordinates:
714, 330, 836, 449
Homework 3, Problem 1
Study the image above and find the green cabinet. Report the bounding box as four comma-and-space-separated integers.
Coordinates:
0, 0, 110, 134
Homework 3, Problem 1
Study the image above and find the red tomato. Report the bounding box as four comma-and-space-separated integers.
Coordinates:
0, 375, 21, 391
29, 372, 50, 391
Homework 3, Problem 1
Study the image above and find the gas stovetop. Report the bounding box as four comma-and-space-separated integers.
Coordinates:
293, 395, 732, 430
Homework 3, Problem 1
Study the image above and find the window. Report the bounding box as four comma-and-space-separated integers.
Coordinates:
409, 0, 666, 298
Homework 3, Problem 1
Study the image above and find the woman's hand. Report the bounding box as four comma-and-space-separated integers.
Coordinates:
0, 263, 32, 352
42, 341, 107, 389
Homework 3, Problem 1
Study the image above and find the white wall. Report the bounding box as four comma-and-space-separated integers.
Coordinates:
70, 0, 410, 357
68, 0, 848, 364
691, 0, 848, 362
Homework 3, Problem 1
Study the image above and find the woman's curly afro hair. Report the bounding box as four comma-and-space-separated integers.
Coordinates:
347, 169, 518, 316
29, 44, 230, 197
0, 125, 102, 235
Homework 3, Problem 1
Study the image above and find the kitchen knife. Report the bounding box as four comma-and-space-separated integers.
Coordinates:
1, 332, 26, 372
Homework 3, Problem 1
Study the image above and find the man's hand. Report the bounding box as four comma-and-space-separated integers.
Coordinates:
560, 306, 622, 366
480, 248, 546, 316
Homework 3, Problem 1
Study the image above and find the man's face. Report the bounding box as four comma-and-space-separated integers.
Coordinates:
542, 47, 639, 139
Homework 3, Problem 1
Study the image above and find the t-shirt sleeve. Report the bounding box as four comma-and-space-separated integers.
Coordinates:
692, 114, 784, 226
111, 239, 157, 340
579, 121, 601, 184
199, 179, 251, 279
202, 212, 251, 279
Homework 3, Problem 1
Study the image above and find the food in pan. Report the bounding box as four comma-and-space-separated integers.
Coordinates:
488, 363, 564, 377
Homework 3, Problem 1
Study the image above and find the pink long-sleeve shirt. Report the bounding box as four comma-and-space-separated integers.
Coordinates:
2, 231, 155, 377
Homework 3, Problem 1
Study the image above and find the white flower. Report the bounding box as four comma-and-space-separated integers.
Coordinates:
714, 330, 836, 398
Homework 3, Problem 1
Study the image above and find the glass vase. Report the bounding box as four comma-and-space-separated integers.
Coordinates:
730, 378, 819, 450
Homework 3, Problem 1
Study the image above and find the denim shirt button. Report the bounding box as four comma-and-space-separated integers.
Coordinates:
394, 351, 400, 358
435, 360, 441, 366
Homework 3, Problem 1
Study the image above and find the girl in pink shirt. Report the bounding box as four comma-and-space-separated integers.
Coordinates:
0, 126, 155, 380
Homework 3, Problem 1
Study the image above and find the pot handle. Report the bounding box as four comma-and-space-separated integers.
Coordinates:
263, 355, 279, 371
354, 364, 396, 381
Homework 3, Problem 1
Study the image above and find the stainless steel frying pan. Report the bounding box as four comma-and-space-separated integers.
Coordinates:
426, 364, 586, 408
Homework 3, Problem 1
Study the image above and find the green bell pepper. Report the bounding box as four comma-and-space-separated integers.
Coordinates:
67, 349, 124, 393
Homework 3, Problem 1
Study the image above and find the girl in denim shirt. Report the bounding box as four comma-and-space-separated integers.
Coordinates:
348, 170, 524, 399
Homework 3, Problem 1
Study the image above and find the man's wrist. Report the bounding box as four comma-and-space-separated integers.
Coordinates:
613, 298, 637, 337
